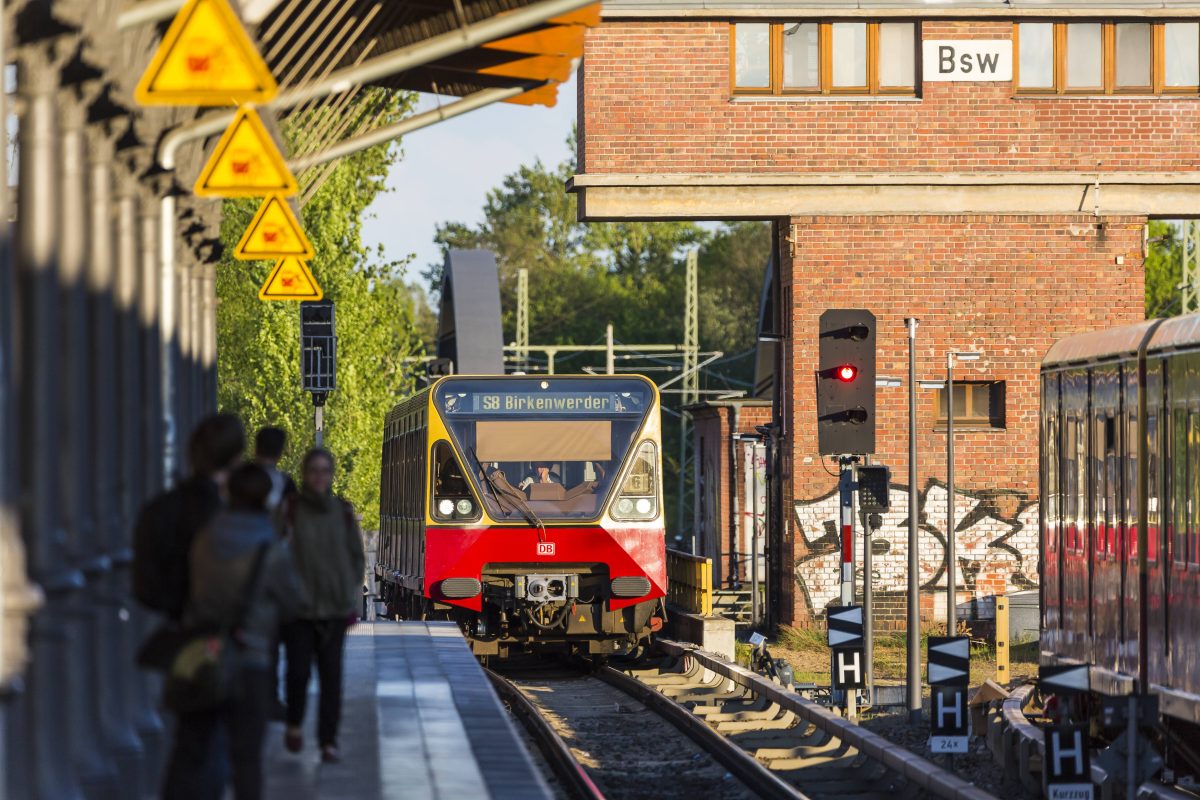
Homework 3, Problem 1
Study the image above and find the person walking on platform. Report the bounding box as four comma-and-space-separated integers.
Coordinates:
280, 448, 365, 764
254, 426, 297, 512
133, 413, 245, 622
163, 463, 306, 800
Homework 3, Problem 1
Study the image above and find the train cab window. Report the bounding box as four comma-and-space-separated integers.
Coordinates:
435, 377, 655, 521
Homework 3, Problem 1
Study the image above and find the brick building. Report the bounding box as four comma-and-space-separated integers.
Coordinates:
570, 1, 1191, 628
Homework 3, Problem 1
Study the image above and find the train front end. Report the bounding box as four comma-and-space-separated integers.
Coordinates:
425, 375, 666, 657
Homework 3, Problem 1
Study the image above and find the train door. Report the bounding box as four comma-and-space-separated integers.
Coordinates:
1146, 358, 1167, 688
1120, 363, 1139, 678
1090, 365, 1121, 671
1042, 372, 1063, 653
1061, 368, 1090, 661
1165, 352, 1200, 699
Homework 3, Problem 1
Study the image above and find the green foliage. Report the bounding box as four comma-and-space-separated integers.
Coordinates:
217, 95, 424, 530
1146, 220, 1183, 318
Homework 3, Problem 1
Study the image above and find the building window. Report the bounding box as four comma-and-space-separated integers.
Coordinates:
1016, 21, 1200, 94
731, 21, 917, 96
936, 381, 1006, 428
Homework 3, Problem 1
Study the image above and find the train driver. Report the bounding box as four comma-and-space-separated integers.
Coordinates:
519, 462, 563, 491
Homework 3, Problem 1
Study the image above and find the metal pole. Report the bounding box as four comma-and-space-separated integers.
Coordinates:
315, 404, 324, 448
516, 269, 529, 374
750, 442, 759, 626
605, 324, 614, 375
947, 354, 956, 632
839, 458, 855, 606
839, 455, 858, 721
863, 464, 873, 701
906, 318, 921, 724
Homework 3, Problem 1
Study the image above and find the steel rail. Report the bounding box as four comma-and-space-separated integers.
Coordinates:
485, 668, 607, 800
593, 665, 809, 800
656, 639, 999, 800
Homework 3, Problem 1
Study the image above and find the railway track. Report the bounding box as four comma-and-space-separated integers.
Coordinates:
982, 683, 1200, 800
489, 642, 1002, 800
487, 660, 762, 800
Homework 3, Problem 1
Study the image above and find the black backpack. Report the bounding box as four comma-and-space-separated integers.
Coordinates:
132, 478, 219, 620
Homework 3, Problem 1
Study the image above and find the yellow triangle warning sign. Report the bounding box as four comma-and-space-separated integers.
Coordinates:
134, 0, 277, 106
259, 257, 322, 301
234, 195, 314, 260
194, 106, 297, 198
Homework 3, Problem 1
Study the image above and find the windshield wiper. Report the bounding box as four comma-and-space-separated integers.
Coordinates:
467, 447, 507, 516
468, 448, 545, 530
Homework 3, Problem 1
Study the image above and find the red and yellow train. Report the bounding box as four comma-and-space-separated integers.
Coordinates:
377, 374, 666, 657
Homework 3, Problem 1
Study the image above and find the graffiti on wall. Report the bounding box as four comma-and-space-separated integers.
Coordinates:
792, 481, 1038, 619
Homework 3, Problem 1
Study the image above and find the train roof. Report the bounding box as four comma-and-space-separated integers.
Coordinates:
1042, 313, 1200, 368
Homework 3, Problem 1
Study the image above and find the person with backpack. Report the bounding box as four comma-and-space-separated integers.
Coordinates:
162, 463, 306, 800
133, 413, 245, 622
279, 448, 365, 764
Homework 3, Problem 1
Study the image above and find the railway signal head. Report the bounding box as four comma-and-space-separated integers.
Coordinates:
817, 309, 877, 455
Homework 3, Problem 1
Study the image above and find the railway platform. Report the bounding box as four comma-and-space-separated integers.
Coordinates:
264, 621, 552, 800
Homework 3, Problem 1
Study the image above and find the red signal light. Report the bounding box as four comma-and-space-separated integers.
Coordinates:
837, 364, 858, 382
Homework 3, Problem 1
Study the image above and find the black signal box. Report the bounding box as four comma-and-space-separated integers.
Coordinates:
300, 300, 336, 404
857, 465, 891, 512
817, 309, 876, 455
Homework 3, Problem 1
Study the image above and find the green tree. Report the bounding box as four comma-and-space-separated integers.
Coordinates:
1146, 220, 1184, 318
217, 99, 423, 530
696, 221, 771, 390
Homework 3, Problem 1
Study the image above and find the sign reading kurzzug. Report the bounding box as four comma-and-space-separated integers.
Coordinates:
922, 40, 1012, 81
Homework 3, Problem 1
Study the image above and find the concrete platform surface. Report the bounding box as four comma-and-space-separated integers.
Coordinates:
264, 621, 551, 800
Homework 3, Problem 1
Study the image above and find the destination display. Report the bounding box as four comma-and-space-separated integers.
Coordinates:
473, 392, 624, 413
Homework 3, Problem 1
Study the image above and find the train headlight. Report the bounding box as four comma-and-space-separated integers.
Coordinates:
437, 498, 455, 517
611, 442, 659, 522
455, 498, 473, 516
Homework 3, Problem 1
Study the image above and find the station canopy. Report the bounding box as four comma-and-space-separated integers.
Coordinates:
255, 0, 597, 107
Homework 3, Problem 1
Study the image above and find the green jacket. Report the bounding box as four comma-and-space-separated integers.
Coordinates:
280, 489, 365, 619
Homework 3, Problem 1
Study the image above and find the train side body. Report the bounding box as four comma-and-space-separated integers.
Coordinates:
1040, 314, 1200, 734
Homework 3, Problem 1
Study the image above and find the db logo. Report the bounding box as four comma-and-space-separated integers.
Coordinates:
537, 542, 556, 556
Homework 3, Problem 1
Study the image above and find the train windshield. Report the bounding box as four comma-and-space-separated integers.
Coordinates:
434, 377, 654, 521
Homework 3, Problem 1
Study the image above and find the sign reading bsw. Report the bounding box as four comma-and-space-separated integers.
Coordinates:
922, 41, 1012, 82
